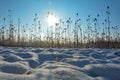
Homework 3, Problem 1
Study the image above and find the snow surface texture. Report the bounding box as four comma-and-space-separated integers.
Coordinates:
0, 47, 120, 80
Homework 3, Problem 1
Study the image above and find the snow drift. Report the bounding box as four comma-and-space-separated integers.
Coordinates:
0, 47, 120, 80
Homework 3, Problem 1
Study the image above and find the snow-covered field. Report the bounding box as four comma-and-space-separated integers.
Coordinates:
0, 47, 120, 80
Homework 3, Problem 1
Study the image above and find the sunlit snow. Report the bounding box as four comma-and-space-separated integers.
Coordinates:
0, 47, 120, 80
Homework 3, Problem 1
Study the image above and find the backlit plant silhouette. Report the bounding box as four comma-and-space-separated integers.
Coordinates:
0, 6, 120, 48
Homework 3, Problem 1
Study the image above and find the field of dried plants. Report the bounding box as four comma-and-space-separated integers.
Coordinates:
0, 6, 120, 48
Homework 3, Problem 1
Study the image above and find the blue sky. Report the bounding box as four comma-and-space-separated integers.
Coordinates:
0, 0, 120, 29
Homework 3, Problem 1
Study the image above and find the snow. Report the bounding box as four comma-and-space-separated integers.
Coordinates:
84, 63, 120, 80
0, 47, 120, 80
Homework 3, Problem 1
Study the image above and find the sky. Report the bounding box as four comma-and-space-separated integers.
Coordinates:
0, 0, 120, 31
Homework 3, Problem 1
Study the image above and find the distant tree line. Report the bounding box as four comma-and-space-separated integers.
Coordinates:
0, 6, 120, 48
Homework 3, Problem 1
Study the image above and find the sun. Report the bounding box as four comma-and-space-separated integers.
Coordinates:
47, 13, 58, 27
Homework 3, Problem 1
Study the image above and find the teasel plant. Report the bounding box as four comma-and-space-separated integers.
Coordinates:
25, 24, 29, 47
33, 13, 38, 47
8, 10, 14, 46
38, 20, 42, 47
46, 12, 50, 47
112, 26, 119, 48
86, 15, 91, 47
29, 26, 34, 47
61, 21, 65, 47
97, 14, 100, 38
58, 19, 62, 47
97, 14, 100, 47
55, 22, 60, 48
73, 13, 79, 47
104, 19, 107, 47
93, 17, 97, 47
75, 13, 79, 47
79, 19, 83, 48
66, 18, 72, 47
17, 18, 21, 46
106, 6, 111, 48
1, 17, 6, 46
21, 25, 25, 47
73, 22, 76, 47
64, 27, 67, 47
101, 22, 105, 48
77, 14, 83, 47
